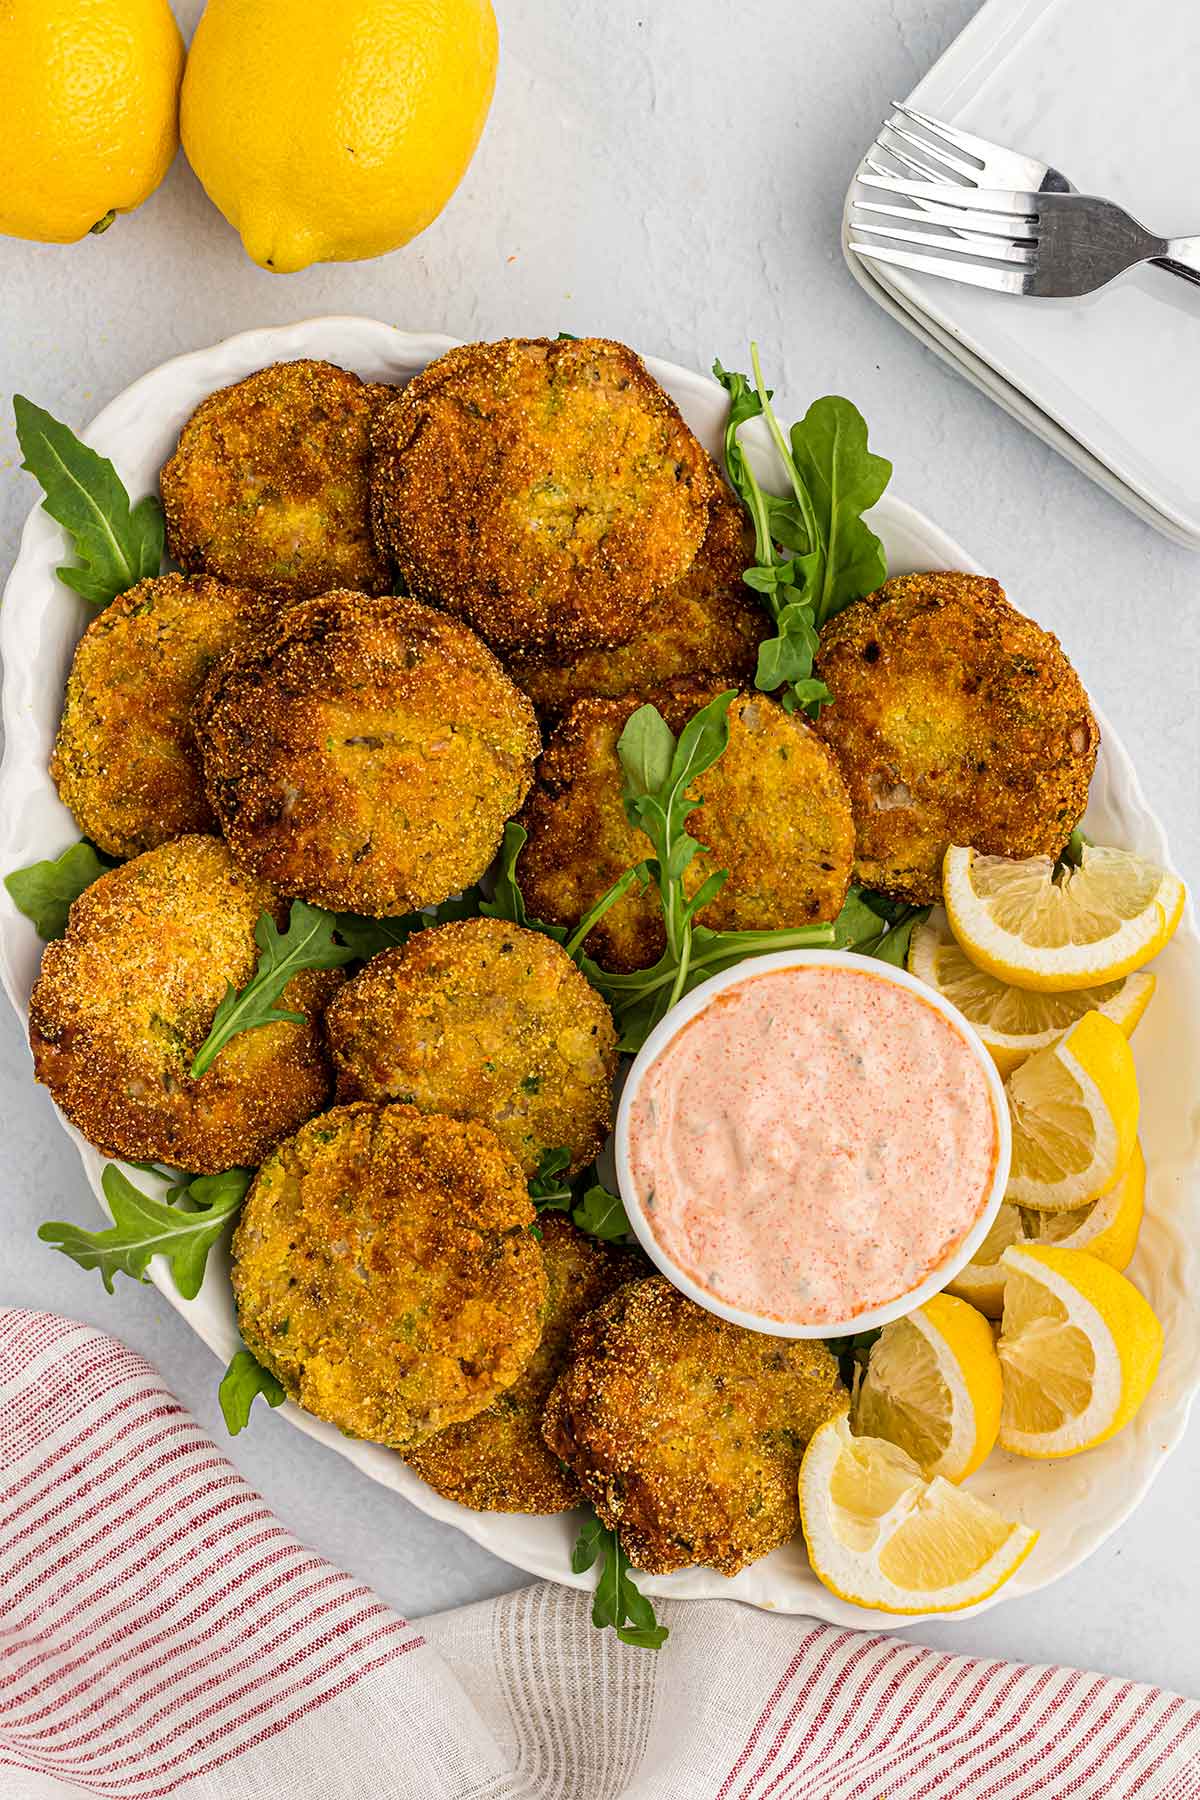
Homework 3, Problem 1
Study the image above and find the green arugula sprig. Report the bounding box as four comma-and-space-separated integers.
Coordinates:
219, 1346, 286, 1433
14, 396, 164, 608
190, 901, 356, 1078
831, 888, 930, 967
528, 1148, 634, 1243
572, 1513, 668, 1649
40, 1164, 252, 1299
4, 839, 114, 939
482, 821, 647, 970
714, 347, 891, 715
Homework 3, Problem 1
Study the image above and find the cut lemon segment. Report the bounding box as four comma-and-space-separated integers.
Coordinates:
943, 844, 1185, 993
799, 1415, 1037, 1613
908, 907, 1155, 1076
947, 1143, 1146, 1317
854, 1294, 1002, 1482
997, 1244, 1162, 1458
1005, 1011, 1138, 1212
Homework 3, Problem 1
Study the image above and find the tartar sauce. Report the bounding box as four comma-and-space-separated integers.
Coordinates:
625, 963, 999, 1326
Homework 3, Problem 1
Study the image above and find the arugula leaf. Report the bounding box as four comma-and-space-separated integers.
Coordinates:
788, 397, 891, 624
5, 840, 114, 939
529, 1150, 634, 1244
481, 822, 642, 973
572, 1182, 633, 1243
331, 889, 482, 961
529, 1146, 573, 1213
481, 823, 538, 931
190, 901, 356, 1078
219, 1347, 285, 1433
868, 908, 927, 968
14, 396, 164, 608
570, 1513, 669, 1650
39, 1164, 251, 1299
823, 1325, 882, 1391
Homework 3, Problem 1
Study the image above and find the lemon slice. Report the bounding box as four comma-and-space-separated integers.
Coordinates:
1005, 1011, 1139, 1212
908, 908, 1155, 1076
854, 1294, 1002, 1482
997, 1244, 1162, 1458
799, 1416, 1037, 1613
948, 1142, 1146, 1317
943, 844, 1185, 993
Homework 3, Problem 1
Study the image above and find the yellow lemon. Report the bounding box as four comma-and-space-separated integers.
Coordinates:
997, 1244, 1162, 1458
943, 844, 1185, 994
799, 1416, 1037, 1614
0, 0, 183, 244
1005, 1011, 1139, 1212
854, 1294, 1002, 1483
908, 907, 1155, 1078
182, 0, 499, 273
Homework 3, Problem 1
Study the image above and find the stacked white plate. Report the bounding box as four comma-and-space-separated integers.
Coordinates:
843, 0, 1200, 548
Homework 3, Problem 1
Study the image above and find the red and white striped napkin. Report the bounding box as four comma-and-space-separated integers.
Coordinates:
2, 1309, 1197, 1800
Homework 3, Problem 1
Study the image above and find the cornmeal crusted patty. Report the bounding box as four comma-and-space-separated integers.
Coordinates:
51, 572, 272, 860
406, 1216, 646, 1512
193, 590, 540, 915
542, 1276, 846, 1575
813, 572, 1099, 904
231, 1101, 547, 1450
28, 835, 341, 1172
369, 337, 716, 657
326, 917, 618, 1178
518, 685, 856, 971
161, 359, 394, 598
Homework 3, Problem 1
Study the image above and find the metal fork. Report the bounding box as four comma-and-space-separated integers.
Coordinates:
852, 104, 1200, 295
850, 174, 1200, 299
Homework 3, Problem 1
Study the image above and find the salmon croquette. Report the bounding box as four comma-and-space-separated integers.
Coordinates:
518, 687, 856, 972
161, 360, 393, 598
369, 337, 717, 657
28, 836, 341, 1172
506, 482, 767, 722
326, 918, 617, 1178
231, 1102, 547, 1450
406, 1216, 646, 1512
193, 591, 540, 915
542, 1276, 846, 1574
50, 573, 271, 860
813, 572, 1099, 904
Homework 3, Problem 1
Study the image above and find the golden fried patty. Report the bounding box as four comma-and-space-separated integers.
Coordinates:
543, 1276, 845, 1575
231, 1102, 546, 1450
326, 917, 617, 1178
50, 573, 271, 861
518, 687, 856, 971
370, 337, 716, 657
28, 835, 341, 1172
161, 360, 393, 598
406, 1216, 645, 1512
813, 572, 1100, 904
506, 481, 766, 721
194, 590, 540, 915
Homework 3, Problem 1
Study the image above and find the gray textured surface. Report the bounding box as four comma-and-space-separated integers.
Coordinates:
1, 0, 1197, 1695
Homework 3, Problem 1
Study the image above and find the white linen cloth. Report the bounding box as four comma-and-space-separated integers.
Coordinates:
2, 1309, 1197, 1800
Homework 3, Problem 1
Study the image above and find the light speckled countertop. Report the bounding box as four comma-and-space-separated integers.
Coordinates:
2, 0, 1197, 1697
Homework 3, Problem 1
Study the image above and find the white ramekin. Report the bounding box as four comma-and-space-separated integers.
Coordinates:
614, 947, 1012, 1340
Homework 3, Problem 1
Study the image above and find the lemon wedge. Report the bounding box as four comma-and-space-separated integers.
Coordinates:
943, 844, 1185, 993
948, 1142, 1146, 1317
997, 1244, 1162, 1458
1005, 1011, 1139, 1212
799, 1415, 1038, 1613
908, 907, 1155, 1076
854, 1294, 1002, 1482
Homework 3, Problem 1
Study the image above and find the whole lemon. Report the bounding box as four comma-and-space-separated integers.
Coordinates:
0, 0, 184, 245
181, 0, 499, 274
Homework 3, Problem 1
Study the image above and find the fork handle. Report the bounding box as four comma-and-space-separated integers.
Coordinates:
1158, 239, 1200, 287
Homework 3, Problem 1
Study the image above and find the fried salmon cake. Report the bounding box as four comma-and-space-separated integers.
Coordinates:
161, 360, 393, 598
370, 337, 716, 657
28, 836, 341, 1172
406, 1216, 645, 1512
194, 591, 540, 915
231, 1102, 546, 1451
813, 572, 1099, 904
543, 1276, 845, 1574
518, 687, 856, 971
51, 572, 271, 860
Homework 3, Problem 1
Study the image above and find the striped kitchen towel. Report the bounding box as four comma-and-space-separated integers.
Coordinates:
1, 1309, 1197, 1799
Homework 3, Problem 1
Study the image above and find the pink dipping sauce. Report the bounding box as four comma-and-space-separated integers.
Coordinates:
626, 964, 999, 1327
